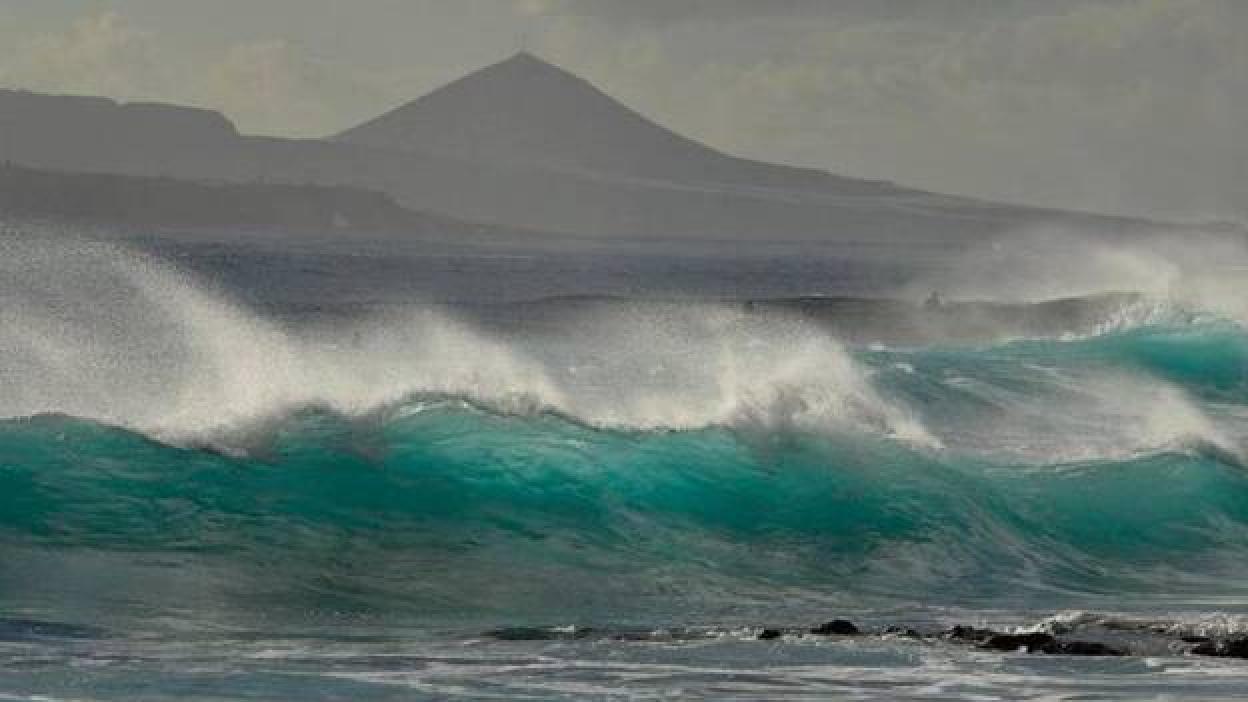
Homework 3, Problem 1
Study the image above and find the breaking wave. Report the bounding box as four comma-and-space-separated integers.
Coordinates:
3, 238, 1248, 622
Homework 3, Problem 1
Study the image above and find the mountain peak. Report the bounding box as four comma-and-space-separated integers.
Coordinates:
500, 50, 549, 67
333, 53, 762, 182
463, 51, 585, 91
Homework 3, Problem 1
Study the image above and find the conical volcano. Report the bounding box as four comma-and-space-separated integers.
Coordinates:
334, 52, 831, 187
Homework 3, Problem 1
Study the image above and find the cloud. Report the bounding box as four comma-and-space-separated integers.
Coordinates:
0, 12, 401, 137
205, 39, 373, 137
526, 0, 1247, 219
0, 12, 166, 99
514, 0, 1046, 25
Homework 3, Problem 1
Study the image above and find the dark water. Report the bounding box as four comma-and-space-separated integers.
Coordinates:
3, 233, 1248, 699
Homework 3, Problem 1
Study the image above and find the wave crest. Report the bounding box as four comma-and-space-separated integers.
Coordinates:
0, 240, 932, 446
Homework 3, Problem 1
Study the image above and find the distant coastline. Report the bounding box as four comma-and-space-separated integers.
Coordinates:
0, 162, 526, 243
0, 55, 1184, 248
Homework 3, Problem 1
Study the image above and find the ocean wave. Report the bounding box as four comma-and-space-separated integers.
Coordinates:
1, 240, 936, 444
6, 240, 1247, 455
3, 405, 1248, 616
5, 239, 1248, 618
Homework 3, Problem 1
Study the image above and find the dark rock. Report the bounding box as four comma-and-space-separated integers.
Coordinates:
945, 625, 997, 642
981, 632, 1059, 654
810, 620, 859, 636
884, 626, 922, 638
758, 628, 784, 640
1224, 638, 1248, 658
1057, 640, 1127, 656
1194, 637, 1248, 659
1181, 635, 1212, 644
1191, 641, 1222, 656
950, 627, 1124, 656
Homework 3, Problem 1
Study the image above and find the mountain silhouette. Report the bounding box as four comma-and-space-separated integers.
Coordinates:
0, 161, 528, 241
0, 60, 1166, 244
335, 52, 885, 191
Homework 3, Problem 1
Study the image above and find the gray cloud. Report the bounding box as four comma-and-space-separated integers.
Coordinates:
516, 0, 1084, 25
0, 12, 165, 99
0, 11, 424, 137
525, 0, 1247, 220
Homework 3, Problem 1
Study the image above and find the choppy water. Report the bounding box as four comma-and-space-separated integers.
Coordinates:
4, 234, 1248, 700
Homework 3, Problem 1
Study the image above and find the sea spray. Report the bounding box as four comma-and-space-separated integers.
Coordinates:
0, 240, 931, 446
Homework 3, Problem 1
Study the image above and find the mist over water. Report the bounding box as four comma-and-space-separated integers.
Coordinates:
5, 233, 1246, 453
908, 227, 1248, 319
1, 238, 935, 444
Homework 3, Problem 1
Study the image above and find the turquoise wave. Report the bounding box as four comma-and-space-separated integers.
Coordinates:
4, 309, 1248, 624
4, 358, 1248, 621
1003, 321, 1248, 396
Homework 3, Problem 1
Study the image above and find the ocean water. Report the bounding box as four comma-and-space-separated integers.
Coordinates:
4, 235, 1248, 700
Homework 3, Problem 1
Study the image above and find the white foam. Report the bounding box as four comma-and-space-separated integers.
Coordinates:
908, 226, 1248, 329
0, 239, 934, 447
921, 362, 1241, 464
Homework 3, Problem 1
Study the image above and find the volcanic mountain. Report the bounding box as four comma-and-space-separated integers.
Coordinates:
334, 52, 870, 191
0, 53, 1164, 244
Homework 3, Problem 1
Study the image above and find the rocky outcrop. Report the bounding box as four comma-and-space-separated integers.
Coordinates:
1191, 637, 1248, 659
810, 620, 860, 636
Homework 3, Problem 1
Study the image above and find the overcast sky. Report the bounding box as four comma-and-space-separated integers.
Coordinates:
0, 0, 1243, 221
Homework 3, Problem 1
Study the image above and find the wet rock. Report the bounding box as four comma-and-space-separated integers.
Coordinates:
1057, 640, 1127, 656
884, 626, 922, 638
1190, 641, 1221, 656
1225, 638, 1248, 658
981, 632, 1059, 654
945, 625, 997, 642
1193, 637, 1248, 659
949, 627, 1128, 656
810, 620, 859, 636
758, 628, 784, 640
1181, 635, 1212, 644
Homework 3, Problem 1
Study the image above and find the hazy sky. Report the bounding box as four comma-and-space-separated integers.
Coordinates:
0, 0, 1243, 221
